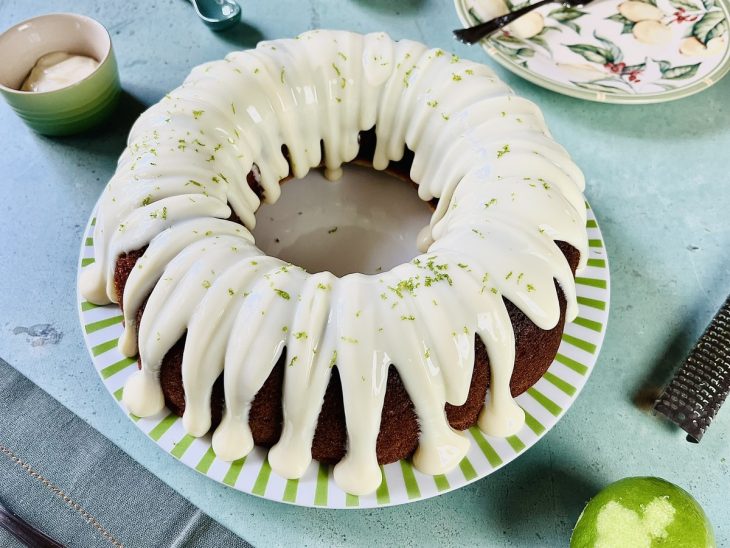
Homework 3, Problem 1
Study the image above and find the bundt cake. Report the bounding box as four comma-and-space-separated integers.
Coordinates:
80, 30, 589, 495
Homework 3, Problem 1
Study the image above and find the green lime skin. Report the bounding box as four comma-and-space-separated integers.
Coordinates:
571, 477, 715, 548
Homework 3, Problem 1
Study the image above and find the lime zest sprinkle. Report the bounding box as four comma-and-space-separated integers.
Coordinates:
274, 288, 290, 300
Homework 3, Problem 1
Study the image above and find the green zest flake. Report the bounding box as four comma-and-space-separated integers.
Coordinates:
178, 139, 187, 151
118, 223, 126, 232
141, 195, 152, 206
186, 179, 202, 187
527, 284, 536, 292
403, 67, 414, 87
401, 315, 416, 321
338, 51, 347, 60
505, 271, 513, 280
432, 299, 438, 306
435, 49, 445, 57
355, 310, 362, 318
192, 110, 204, 119
496, 144, 511, 159
452, 73, 462, 82
380, 293, 387, 300
389, 277, 420, 298
491, 287, 498, 294
289, 356, 298, 367
281, 326, 289, 333
424, 348, 431, 359
332, 63, 342, 76
274, 289, 290, 300
204, 230, 213, 236
254, 67, 260, 74
250, 260, 258, 266
214, 143, 222, 152
317, 283, 331, 291
202, 280, 211, 289
206, 154, 215, 162
149, 206, 168, 220
517, 272, 524, 284
335, 97, 342, 103
218, 172, 229, 184
458, 263, 469, 269
231, 102, 236, 114
378, 327, 384, 333
427, 99, 438, 108
441, 113, 450, 121
280, 67, 286, 84
463, 326, 469, 334
485, 198, 497, 208
500, 111, 507, 117
329, 350, 337, 368
228, 288, 235, 296
340, 336, 359, 344
450, 53, 460, 63
328, 227, 338, 234
294, 331, 308, 340
465, 68, 474, 75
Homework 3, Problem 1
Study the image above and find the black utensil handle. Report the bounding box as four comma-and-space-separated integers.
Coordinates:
0, 503, 65, 548
654, 295, 730, 442
454, 0, 554, 43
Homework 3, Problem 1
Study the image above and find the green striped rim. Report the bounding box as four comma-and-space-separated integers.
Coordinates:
572, 316, 603, 333
283, 479, 299, 503
554, 353, 589, 375
101, 357, 136, 379
575, 276, 607, 289
400, 460, 422, 499
459, 457, 477, 480
562, 333, 597, 354
91, 217, 96, 226
376, 466, 390, 504
196, 447, 216, 474
506, 435, 526, 452
252, 459, 272, 496
148, 413, 177, 441
314, 463, 329, 505
527, 388, 563, 416
85, 315, 123, 334
577, 296, 606, 311
92, 338, 118, 356
543, 372, 577, 396
222, 458, 246, 486
469, 427, 502, 467
523, 409, 546, 435
171, 434, 196, 459
586, 219, 597, 228
588, 239, 603, 248
433, 474, 450, 492
80, 197, 609, 507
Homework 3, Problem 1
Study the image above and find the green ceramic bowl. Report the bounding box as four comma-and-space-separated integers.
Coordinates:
0, 13, 121, 136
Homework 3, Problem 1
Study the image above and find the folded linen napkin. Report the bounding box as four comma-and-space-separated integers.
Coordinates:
0, 357, 252, 548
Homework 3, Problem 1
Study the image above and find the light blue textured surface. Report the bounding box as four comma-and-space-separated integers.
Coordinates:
0, 1, 728, 546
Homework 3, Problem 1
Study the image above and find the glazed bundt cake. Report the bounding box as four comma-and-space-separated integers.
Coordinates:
80, 30, 589, 495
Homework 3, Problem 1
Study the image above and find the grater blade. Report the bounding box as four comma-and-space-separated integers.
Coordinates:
654, 296, 730, 442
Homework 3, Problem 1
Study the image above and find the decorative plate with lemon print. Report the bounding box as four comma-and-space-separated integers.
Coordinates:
455, 0, 730, 103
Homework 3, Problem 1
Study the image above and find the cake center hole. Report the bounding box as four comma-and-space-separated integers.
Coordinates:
252, 165, 433, 277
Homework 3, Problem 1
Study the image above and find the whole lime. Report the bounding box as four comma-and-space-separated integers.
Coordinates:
570, 477, 715, 548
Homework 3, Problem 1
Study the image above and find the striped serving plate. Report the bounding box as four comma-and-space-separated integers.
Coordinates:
77, 203, 610, 508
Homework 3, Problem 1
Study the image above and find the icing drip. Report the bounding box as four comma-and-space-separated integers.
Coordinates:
80, 30, 589, 496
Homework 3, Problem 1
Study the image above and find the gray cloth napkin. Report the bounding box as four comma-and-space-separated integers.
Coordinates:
0, 357, 252, 548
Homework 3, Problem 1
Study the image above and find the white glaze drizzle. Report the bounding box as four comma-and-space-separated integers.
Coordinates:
80, 30, 588, 496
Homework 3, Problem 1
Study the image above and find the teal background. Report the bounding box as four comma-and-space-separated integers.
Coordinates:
0, 1, 728, 546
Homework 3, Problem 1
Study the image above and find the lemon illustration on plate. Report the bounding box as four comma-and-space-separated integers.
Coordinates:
571, 477, 715, 548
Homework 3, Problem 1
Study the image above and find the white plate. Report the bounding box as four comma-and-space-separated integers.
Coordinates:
78, 167, 610, 508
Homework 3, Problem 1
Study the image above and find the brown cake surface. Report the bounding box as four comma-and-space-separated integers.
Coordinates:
112, 133, 582, 466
